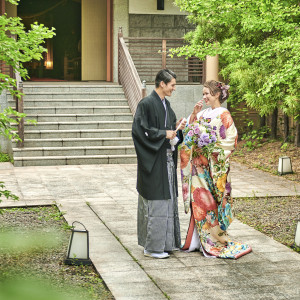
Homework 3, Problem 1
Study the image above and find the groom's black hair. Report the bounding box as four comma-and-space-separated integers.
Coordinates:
155, 69, 176, 88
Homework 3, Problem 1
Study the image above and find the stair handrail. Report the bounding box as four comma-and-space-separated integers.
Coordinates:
14, 70, 24, 148
118, 27, 146, 115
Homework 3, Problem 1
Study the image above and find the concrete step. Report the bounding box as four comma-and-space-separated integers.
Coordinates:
23, 128, 132, 139
9, 83, 136, 166
7, 92, 126, 100
21, 106, 131, 114
13, 137, 134, 147
13, 154, 137, 167
8, 98, 128, 107
14, 121, 133, 130
22, 113, 133, 122
18, 84, 124, 93
13, 145, 135, 157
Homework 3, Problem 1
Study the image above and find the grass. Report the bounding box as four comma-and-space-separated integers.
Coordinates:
0, 206, 114, 300
0, 151, 12, 163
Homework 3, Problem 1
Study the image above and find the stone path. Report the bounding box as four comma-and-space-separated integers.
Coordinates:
1, 162, 300, 299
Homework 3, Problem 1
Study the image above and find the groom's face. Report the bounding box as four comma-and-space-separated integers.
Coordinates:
161, 78, 176, 97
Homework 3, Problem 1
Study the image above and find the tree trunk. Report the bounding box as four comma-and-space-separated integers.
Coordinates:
295, 120, 300, 147
259, 115, 266, 127
271, 108, 278, 139
283, 113, 289, 142
259, 115, 267, 138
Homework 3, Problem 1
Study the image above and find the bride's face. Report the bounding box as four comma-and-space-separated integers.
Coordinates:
203, 87, 220, 108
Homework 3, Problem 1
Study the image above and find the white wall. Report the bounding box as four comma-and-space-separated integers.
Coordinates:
129, 0, 187, 15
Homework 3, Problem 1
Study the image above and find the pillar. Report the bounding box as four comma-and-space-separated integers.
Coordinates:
205, 55, 219, 82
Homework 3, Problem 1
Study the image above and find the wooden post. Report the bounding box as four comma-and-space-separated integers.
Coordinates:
106, 0, 113, 82
162, 39, 167, 69
142, 80, 147, 98
118, 27, 123, 39
17, 81, 24, 148
202, 59, 206, 84
0, 0, 5, 15
0, 0, 5, 74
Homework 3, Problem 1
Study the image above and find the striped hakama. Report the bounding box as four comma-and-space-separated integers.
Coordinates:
137, 150, 181, 253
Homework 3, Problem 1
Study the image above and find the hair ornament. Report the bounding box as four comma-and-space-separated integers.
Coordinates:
217, 82, 230, 100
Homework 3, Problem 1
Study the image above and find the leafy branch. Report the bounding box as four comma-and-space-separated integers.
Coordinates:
173, 0, 300, 118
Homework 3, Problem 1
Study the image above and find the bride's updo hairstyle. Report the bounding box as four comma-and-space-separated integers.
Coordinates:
204, 80, 230, 104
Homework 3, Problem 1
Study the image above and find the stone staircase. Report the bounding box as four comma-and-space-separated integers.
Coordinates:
8, 84, 137, 167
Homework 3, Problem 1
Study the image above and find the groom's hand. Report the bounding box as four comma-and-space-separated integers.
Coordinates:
176, 118, 187, 130
166, 130, 176, 140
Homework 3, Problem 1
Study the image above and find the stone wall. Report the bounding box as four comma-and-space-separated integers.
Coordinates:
129, 14, 194, 38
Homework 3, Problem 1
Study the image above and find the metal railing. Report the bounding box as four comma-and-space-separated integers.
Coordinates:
118, 28, 146, 115
124, 37, 205, 84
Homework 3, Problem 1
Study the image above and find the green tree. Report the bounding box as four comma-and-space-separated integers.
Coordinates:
0, 0, 55, 97
0, 0, 55, 201
173, 0, 300, 143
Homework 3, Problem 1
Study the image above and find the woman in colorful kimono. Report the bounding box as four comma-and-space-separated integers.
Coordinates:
180, 80, 252, 259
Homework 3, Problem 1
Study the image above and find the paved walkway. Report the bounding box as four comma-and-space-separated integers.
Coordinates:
1, 162, 300, 300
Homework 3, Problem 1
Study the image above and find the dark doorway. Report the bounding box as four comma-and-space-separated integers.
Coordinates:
18, 0, 81, 81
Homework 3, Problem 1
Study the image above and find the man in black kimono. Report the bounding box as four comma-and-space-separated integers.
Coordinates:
132, 69, 186, 259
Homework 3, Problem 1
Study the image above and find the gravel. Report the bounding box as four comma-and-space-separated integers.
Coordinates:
231, 140, 300, 252
234, 195, 300, 252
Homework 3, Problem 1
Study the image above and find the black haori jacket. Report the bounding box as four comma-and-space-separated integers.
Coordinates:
132, 90, 182, 200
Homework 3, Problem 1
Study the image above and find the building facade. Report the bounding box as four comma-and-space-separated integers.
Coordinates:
2, 0, 218, 84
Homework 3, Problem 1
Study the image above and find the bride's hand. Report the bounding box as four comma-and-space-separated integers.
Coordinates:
190, 100, 203, 122
192, 100, 203, 115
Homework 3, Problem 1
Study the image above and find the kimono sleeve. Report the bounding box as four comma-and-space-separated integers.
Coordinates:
218, 110, 238, 158
132, 100, 166, 173
132, 100, 166, 148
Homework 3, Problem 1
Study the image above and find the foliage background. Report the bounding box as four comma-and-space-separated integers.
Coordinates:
173, 0, 300, 121
0, 0, 55, 200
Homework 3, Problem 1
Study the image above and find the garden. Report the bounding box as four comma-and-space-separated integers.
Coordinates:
0, 0, 299, 298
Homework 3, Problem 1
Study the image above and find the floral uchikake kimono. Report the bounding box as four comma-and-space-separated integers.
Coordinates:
180, 107, 252, 259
